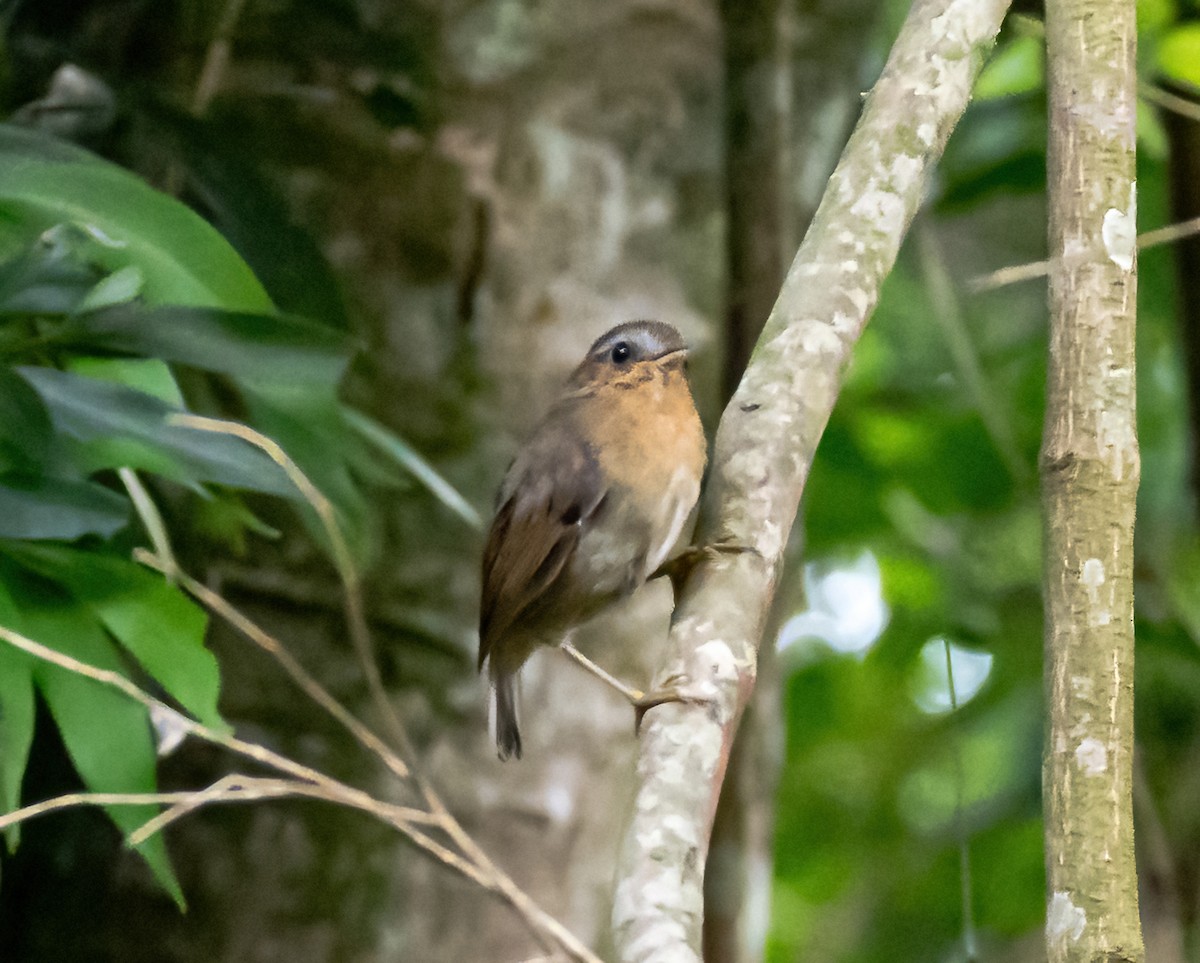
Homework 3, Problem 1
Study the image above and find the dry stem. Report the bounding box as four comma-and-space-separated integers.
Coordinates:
968, 214, 1200, 292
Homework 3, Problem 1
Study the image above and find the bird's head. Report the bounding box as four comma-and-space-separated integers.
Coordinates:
568, 320, 689, 390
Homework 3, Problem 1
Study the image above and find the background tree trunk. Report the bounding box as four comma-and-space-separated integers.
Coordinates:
704, 0, 790, 958
1041, 0, 1144, 960
383, 5, 726, 960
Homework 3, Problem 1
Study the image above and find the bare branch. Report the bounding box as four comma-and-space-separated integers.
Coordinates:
119, 467, 179, 580
968, 214, 1200, 292
0, 618, 601, 962
1140, 81, 1200, 125
0, 776, 418, 842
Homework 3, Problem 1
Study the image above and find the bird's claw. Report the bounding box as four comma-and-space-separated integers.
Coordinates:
632, 676, 711, 732
650, 542, 761, 600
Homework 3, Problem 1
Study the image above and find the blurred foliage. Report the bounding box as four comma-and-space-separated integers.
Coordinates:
769, 6, 1200, 961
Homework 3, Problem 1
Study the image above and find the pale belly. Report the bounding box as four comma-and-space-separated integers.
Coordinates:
568, 464, 699, 599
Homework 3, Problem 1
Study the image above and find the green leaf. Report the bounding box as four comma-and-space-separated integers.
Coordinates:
0, 580, 35, 849
0, 568, 183, 905
0, 236, 97, 316
68, 304, 352, 384
0, 366, 52, 472
168, 124, 349, 328
66, 356, 185, 407
975, 35, 1044, 100
1158, 24, 1200, 93
0, 473, 129, 540
3, 543, 225, 730
16, 366, 294, 496
75, 264, 144, 313
344, 407, 482, 530
0, 123, 272, 312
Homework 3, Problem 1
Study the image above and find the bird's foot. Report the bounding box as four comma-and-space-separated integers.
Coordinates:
632, 674, 710, 732
650, 542, 761, 600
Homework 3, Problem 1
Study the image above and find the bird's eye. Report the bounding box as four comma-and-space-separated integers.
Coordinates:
611, 342, 632, 363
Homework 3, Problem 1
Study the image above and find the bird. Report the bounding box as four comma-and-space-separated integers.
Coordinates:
478, 320, 707, 759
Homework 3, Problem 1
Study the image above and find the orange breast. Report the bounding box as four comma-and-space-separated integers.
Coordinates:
585, 367, 706, 502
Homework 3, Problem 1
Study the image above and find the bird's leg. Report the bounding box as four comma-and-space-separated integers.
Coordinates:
560, 641, 645, 703
559, 644, 711, 732
649, 542, 762, 601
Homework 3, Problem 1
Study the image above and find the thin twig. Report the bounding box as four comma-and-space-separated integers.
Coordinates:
917, 223, 1027, 484
135, 547, 411, 781
1, 618, 600, 960
968, 214, 1200, 293
560, 642, 644, 702
192, 0, 250, 115
168, 414, 412, 760
119, 468, 179, 580
1140, 215, 1200, 250
0, 623, 427, 828
0, 780, 301, 833
0, 776, 379, 841
1140, 81, 1200, 125
129, 774, 326, 846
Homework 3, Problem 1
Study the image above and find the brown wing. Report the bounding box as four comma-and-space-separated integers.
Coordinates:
478, 426, 606, 669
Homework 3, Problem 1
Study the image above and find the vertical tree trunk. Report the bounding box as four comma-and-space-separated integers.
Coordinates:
705, 1, 790, 960
719, 0, 790, 400
1041, 0, 1143, 960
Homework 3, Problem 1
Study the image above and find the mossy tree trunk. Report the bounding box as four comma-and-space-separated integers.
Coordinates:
1041, 0, 1144, 960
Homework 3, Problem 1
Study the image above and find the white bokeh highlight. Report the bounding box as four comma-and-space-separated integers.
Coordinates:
776, 551, 889, 657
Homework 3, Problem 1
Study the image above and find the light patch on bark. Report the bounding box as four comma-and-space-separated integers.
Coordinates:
693, 639, 741, 682
543, 781, 575, 824
1062, 236, 1090, 265
849, 188, 908, 234
889, 153, 924, 189
1079, 557, 1111, 626
1095, 407, 1137, 483
1047, 891, 1088, 948
1101, 182, 1137, 271
1075, 737, 1109, 775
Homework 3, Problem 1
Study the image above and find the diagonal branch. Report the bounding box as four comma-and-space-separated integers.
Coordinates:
611, 0, 1011, 958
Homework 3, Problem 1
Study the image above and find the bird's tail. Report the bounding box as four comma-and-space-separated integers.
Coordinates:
488, 669, 522, 760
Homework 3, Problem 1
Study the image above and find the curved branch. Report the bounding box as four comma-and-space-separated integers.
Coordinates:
612, 0, 1010, 958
